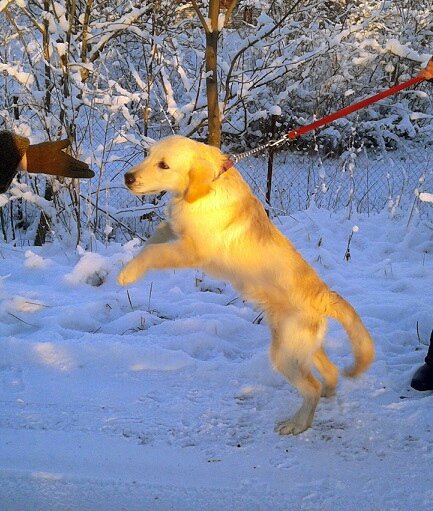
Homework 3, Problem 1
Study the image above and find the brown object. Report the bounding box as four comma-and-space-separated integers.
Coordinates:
0, 131, 30, 193
26, 139, 94, 178
0, 132, 94, 194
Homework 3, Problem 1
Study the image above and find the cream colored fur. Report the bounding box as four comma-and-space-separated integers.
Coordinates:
118, 135, 375, 435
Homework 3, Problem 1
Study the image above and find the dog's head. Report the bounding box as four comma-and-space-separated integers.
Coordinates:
124, 135, 228, 203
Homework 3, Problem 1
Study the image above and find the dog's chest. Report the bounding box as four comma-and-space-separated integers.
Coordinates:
169, 201, 238, 251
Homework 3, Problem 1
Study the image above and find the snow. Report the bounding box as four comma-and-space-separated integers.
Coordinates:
419, 192, 433, 204
385, 39, 431, 65
268, 105, 282, 116
1, 206, 433, 510
0, 64, 34, 87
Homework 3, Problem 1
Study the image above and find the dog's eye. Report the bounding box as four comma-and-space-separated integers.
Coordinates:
158, 160, 170, 170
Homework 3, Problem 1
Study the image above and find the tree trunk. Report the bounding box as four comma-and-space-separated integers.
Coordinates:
205, 0, 221, 148
80, 0, 94, 82
35, 0, 54, 246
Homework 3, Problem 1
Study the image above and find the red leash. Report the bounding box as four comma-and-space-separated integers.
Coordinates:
225, 57, 433, 168
286, 74, 428, 140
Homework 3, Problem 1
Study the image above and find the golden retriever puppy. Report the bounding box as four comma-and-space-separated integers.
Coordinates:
118, 135, 374, 435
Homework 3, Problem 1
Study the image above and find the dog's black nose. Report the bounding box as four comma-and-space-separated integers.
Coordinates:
124, 173, 136, 186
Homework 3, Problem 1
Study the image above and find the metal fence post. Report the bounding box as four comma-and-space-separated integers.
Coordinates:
266, 113, 278, 216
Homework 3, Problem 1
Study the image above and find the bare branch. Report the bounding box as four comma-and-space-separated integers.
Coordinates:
223, 0, 238, 27
190, 0, 211, 34
222, 0, 311, 108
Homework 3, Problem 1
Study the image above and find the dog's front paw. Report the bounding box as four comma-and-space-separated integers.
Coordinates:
117, 265, 138, 286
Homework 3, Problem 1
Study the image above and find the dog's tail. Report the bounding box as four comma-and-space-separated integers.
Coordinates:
325, 290, 375, 377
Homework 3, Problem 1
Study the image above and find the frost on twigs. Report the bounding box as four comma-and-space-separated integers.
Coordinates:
418, 192, 433, 204
344, 225, 359, 262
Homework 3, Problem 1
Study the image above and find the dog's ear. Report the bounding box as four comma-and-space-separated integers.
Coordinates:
184, 160, 214, 203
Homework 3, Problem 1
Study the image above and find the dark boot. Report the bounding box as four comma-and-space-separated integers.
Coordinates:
411, 330, 433, 391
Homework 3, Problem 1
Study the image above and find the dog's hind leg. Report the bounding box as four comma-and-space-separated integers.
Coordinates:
314, 347, 339, 398
269, 314, 324, 435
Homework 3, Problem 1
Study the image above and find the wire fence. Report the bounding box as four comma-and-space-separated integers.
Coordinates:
86, 136, 433, 242
239, 143, 433, 217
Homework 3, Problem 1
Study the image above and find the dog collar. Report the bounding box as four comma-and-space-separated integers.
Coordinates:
215, 157, 235, 180
222, 157, 235, 171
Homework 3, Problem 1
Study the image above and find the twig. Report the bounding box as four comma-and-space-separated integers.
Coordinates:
253, 311, 264, 324
80, 194, 146, 242
7, 312, 36, 327
148, 282, 153, 311
127, 289, 134, 311
416, 321, 421, 344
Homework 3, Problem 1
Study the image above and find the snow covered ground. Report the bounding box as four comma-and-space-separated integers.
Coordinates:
1, 205, 433, 510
